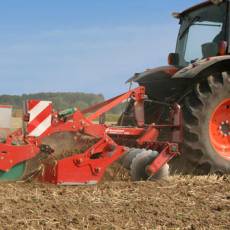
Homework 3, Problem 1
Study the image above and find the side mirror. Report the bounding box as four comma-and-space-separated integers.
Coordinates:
168, 53, 179, 66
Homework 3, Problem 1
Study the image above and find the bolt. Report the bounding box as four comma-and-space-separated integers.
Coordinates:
94, 167, 101, 174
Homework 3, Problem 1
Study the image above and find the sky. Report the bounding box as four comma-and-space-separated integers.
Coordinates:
0, 0, 202, 98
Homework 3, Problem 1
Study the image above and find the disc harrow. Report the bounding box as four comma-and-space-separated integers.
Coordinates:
0, 86, 182, 185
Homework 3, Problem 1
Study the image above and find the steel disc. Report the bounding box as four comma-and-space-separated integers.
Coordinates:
130, 150, 169, 181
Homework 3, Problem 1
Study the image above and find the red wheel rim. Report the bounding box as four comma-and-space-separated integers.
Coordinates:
209, 98, 230, 160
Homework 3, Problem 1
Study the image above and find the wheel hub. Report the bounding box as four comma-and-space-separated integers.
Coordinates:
219, 121, 230, 136
209, 99, 230, 160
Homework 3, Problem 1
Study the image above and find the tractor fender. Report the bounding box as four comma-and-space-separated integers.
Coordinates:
126, 66, 179, 84
172, 55, 230, 80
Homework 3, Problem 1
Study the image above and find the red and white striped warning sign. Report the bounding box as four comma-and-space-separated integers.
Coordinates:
27, 100, 52, 137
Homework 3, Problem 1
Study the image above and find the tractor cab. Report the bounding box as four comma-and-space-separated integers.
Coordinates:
171, 1, 229, 67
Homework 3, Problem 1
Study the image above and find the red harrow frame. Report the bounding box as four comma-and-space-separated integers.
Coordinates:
0, 87, 182, 185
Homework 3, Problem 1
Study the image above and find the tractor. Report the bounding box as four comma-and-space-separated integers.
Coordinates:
0, 0, 229, 184
119, 0, 230, 174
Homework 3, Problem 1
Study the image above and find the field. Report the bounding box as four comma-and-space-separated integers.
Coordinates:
0, 176, 229, 230
2, 118, 229, 230
11, 117, 22, 129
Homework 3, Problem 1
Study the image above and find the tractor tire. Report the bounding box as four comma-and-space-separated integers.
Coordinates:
181, 71, 230, 174
130, 150, 169, 181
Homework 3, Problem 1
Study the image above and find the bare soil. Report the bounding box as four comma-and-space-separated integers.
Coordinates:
0, 175, 229, 230
5, 119, 230, 229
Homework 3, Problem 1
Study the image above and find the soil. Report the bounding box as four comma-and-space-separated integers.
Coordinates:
3, 121, 230, 229
0, 175, 229, 230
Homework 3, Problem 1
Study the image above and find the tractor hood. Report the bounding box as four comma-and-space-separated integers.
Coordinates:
126, 66, 179, 84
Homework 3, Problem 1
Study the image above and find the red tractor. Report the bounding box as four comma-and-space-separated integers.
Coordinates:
119, 0, 230, 174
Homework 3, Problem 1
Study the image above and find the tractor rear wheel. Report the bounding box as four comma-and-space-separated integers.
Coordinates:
181, 71, 230, 174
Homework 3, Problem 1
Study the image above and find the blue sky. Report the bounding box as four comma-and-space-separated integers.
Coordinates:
0, 0, 201, 97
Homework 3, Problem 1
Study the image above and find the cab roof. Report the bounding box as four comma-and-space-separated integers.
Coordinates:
178, 0, 226, 18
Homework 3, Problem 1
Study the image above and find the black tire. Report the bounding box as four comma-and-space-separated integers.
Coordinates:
117, 100, 136, 126
117, 101, 168, 127
130, 150, 169, 181
181, 71, 230, 174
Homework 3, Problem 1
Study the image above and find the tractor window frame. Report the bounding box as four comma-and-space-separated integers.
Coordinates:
175, 2, 228, 67
227, 1, 230, 54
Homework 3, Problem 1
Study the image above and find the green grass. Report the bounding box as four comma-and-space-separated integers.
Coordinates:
104, 114, 120, 122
